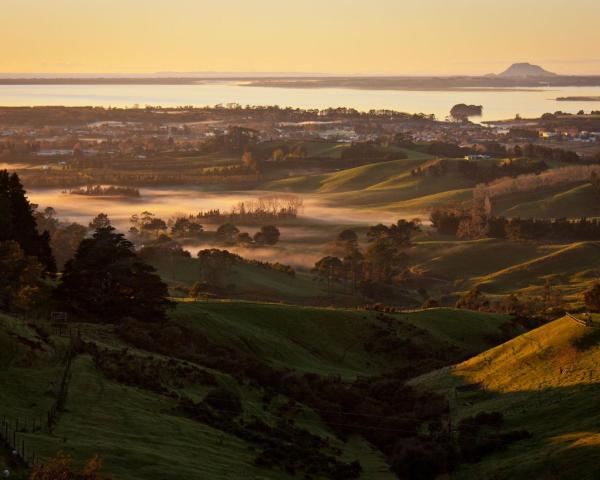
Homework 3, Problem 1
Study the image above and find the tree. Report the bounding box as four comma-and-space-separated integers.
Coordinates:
30, 452, 113, 480
0, 170, 55, 273
216, 223, 240, 245
363, 220, 419, 284
335, 229, 359, 257
51, 223, 88, 270
255, 225, 280, 245
171, 217, 203, 238
343, 248, 364, 293
0, 241, 44, 313
55, 225, 173, 322
143, 218, 167, 238
456, 288, 489, 311
241, 151, 258, 170
237, 232, 253, 245
313, 256, 344, 295
584, 283, 600, 312
197, 249, 235, 287
89, 213, 111, 231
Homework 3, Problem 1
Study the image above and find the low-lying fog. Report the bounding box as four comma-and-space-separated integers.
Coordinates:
27, 185, 404, 269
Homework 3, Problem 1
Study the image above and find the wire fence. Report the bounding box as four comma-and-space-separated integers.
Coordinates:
0, 415, 39, 468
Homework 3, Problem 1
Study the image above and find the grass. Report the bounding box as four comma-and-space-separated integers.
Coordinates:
472, 241, 600, 296
407, 237, 600, 305
265, 154, 481, 215
412, 315, 600, 479
171, 302, 514, 378
0, 302, 534, 479
150, 255, 326, 304
493, 182, 600, 219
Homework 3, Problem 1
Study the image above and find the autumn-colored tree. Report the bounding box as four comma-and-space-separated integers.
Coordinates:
29, 452, 113, 480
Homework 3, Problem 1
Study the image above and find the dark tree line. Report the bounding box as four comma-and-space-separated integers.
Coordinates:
313, 220, 421, 300
411, 157, 548, 183
431, 206, 600, 241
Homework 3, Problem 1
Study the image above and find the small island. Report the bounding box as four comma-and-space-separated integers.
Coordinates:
450, 103, 483, 120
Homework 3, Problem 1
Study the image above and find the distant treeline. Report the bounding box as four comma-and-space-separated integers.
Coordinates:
475, 164, 600, 200
196, 196, 303, 223
431, 206, 600, 241
69, 185, 140, 197
411, 157, 548, 183
0, 104, 421, 127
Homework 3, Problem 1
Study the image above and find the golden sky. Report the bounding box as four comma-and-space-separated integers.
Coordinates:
1, 0, 599, 75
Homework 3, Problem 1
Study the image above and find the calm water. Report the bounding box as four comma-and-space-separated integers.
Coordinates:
1, 83, 600, 121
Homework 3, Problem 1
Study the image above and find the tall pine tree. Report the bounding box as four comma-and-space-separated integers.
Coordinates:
0, 170, 56, 273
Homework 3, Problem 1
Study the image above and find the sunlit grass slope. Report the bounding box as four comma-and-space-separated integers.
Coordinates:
413, 315, 600, 480
493, 182, 600, 219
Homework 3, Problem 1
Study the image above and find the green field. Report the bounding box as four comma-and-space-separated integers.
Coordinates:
412, 315, 600, 479
171, 302, 514, 378
493, 182, 600, 219
0, 303, 516, 479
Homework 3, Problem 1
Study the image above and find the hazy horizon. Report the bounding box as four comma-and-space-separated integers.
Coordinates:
3, 0, 600, 76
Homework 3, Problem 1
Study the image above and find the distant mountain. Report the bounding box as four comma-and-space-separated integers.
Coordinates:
498, 63, 557, 77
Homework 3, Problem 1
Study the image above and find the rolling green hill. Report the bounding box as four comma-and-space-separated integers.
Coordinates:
264, 151, 480, 213
0, 303, 516, 479
150, 255, 329, 305
493, 182, 600, 219
171, 302, 515, 378
408, 238, 600, 306
412, 315, 600, 480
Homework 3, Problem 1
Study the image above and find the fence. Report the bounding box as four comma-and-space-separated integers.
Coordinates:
47, 333, 79, 433
0, 415, 40, 468
566, 312, 600, 328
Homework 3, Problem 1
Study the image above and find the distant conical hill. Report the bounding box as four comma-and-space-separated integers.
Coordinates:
498, 62, 557, 77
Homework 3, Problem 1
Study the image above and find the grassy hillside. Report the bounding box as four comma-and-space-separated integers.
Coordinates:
263, 150, 482, 214
0, 304, 516, 479
150, 255, 328, 305
472, 241, 600, 297
171, 302, 515, 378
0, 311, 393, 480
408, 238, 600, 305
412, 315, 600, 480
493, 182, 600, 219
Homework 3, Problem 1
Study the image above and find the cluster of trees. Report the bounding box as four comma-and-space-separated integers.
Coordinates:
196, 196, 303, 223
190, 248, 294, 294
69, 185, 140, 197
34, 207, 89, 269
0, 174, 174, 323
512, 143, 580, 163
340, 142, 405, 162
431, 206, 600, 242
475, 164, 600, 201
313, 220, 420, 299
216, 223, 280, 246
129, 210, 282, 247
54, 216, 173, 322
410, 157, 548, 183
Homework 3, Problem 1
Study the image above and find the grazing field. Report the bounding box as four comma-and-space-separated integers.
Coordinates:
0, 303, 516, 479
492, 182, 600, 219
412, 315, 600, 480
171, 302, 515, 378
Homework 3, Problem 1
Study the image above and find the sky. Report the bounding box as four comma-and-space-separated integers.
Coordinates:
1, 0, 600, 76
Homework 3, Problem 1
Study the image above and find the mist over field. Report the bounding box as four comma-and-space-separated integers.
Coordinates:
3, 2, 600, 479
